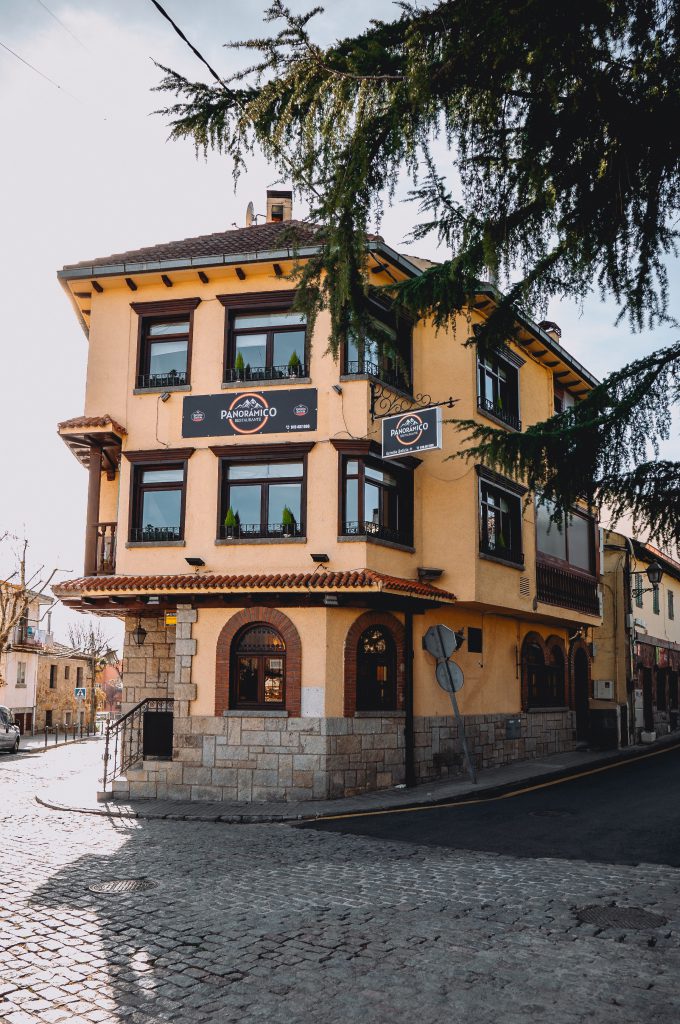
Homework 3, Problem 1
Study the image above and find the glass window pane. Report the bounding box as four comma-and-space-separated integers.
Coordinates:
148, 321, 190, 336
273, 330, 306, 367
141, 488, 181, 529
148, 340, 187, 375
568, 514, 592, 571
229, 484, 261, 527
234, 334, 267, 367
365, 481, 381, 524
346, 460, 359, 475
141, 468, 184, 483
264, 659, 284, 703
536, 500, 567, 560
365, 464, 396, 486
233, 312, 306, 329
345, 478, 358, 525
268, 483, 302, 526
228, 462, 303, 480
237, 657, 259, 703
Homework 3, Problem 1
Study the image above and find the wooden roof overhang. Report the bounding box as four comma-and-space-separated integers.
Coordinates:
52, 570, 456, 618
57, 416, 126, 476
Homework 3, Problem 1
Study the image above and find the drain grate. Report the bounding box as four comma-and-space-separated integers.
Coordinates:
88, 878, 158, 894
576, 905, 666, 929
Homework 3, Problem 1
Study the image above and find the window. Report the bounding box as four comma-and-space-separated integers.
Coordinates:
227, 310, 307, 383
220, 460, 305, 539
133, 298, 200, 391
524, 641, 566, 708
45, 710, 53, 728
467, 628, 483, 654
478, 352, 521, 430
356, 626, 396, 711
669, 590, 674, 620
653, 585, 660, 615
480, 482, 523, 564
49, 664, 57, 689
65, 711, 72, 726
130, 463, 186, 543
231, 625, 285, 709
76, 667, 84, 687
344, 314, 412, 393
634, 573, 644, 608
341, 455, 413, 546
535, 500, 595, 574
16, 662, 26, 688
64, 665, 70, 681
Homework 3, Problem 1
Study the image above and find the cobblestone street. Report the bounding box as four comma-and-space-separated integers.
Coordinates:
3, 743, 680, 1024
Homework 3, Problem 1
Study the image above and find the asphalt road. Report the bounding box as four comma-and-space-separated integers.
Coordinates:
305, 743, 680, 866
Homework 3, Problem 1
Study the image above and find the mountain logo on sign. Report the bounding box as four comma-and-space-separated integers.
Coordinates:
390, 413, 426, 446
221, 392, 276, 434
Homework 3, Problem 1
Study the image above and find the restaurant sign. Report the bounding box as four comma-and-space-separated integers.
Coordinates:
382, 406, 442, 459
182, 388, 317, 438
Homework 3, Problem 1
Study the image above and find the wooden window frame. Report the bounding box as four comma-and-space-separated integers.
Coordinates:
477, 348, 522, 430
336, 444, 414, 548
131, 298, 201, 391
217, 291, 308, 383
124, 449, 194, 544
668, 589, 674, 621
535, 500, 597, 579
49, 664, 57, 689
340, 302, 414, 394
230, 624, 286, 710
478, 478, 524, 566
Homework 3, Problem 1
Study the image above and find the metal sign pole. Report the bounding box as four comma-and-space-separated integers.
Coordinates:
446, 689, 477, 785
423, 623, 477, 785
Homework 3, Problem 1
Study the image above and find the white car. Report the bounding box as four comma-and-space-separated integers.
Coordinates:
0, 706, 20, 753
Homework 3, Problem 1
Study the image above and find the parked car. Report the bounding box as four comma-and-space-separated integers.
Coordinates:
0, 706, 20, 753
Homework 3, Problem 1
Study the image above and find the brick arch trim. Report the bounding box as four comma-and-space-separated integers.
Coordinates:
215, 607, 302, 717
568, 636, 592, 711
520, 630, 568, 711
344, 610, 405, 717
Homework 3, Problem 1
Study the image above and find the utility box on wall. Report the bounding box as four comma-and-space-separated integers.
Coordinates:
593, 679, 614, 700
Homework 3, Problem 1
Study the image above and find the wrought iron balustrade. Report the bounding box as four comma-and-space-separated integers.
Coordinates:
342, 520, 409, 545
223, 363, 308, 384
479, 538, 524, 566
130, 526, 182, 543
220, 522, 304, 540
96, 522, 117, 575
536, 561, 600, 615
136, 371, 187, 390
477, 395, 522, 431
344, 360, 411, 394
102, 697, 174, 791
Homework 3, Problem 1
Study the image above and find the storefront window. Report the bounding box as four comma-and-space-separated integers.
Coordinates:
231, 625, 286, 709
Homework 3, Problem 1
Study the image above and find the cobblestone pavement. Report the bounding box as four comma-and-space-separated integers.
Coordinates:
2, 744, 680, 1024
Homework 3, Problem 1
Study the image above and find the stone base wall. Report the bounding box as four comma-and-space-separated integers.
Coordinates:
121, 615, 176, 711
113, 709, 575, 803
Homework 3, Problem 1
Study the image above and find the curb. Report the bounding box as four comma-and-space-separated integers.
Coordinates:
35, 735, 680, 825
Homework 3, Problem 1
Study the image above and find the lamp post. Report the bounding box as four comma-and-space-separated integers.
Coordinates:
645, 561, 664, 590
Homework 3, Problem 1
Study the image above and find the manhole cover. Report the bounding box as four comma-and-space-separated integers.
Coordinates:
529, 809, 574, 818
88, 879, 158, 894
576, 905, 666, 929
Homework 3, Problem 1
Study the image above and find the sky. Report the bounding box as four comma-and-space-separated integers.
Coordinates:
1, 0, 678, 652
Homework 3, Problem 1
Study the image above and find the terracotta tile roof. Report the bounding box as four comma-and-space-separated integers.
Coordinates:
61, 221, 325, 272
53, 569, 455, 603
632, 539, 680, 582
58, 415, 126, 435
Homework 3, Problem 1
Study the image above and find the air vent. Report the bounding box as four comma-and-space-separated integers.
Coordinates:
519, 576, 531, 597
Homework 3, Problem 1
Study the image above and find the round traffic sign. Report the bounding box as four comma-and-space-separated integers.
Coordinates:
436, 660, 464, 693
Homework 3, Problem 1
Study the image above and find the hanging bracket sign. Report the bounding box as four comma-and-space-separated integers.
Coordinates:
382, 407, 442, 459
182, 389, 317, 438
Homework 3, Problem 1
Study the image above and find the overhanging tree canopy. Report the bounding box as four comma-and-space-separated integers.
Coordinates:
155, 0, 680, 543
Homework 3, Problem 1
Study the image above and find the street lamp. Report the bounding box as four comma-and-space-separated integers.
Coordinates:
646, 561, 664, 589
132, 619, 147, 646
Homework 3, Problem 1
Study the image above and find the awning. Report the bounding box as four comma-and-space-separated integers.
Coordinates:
58, 415, 126, 473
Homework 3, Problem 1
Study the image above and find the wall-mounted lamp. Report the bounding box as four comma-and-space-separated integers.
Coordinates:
332, 384, 343, 395
310, 553, 330, 564
323, 595, 339, 607
417, 567, 444, 582
160, 392, 171, 403
638, 560, 664, 595
185, 557, 206, 570
132, 618, 147, 647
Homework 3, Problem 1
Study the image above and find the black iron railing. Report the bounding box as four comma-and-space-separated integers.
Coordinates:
477, 395, 522, 431
479, 538, 524, 566
344, 360, 411, 394
536, 561, 600, 615
130, 526, 182, 543
136, 371, 188, 389
223, 363, 308, 384
220, 522, 304, 540
342, 520, 409, 545
102, 697, 174, 791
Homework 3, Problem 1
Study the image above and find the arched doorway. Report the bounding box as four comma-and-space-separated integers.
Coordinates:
356, 625, 396, 711
230, 624, 286, 709
573, 646, 590, 742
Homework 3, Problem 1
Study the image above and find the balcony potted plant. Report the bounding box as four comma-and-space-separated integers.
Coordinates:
234, 351, 245, 382
223, 506, 240, 539
281, 505, 296, 538
287, 350, 301, 377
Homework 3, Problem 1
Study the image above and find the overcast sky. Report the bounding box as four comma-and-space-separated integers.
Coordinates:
1, 0, 677, 651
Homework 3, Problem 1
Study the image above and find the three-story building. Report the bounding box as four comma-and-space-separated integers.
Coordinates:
53, 191, 602, 802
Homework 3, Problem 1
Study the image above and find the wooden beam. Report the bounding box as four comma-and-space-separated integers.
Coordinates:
91, 280, 103, 293
532, 348, 548, 357
82, 309, 91, 316
198, 271, 209, 284
125, 278, 137, 292
161, 274, 173, 288
544, 360, 559, 367
272, 263, 283, 277
235, 267, 246, 281
74, 291, 91, 299
554, 370, 572, 378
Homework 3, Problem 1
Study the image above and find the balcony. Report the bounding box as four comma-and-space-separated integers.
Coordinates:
12, 626, 44, 650
479, 538, 524, 567
219, 522, 304, 541
136, 371, 188, 390
130, 526, 182, 543
536, 561, 600, 616
477, 395, 522, 431
223, 364, 309, 385
344, 360, 411, 395
95, 522, 117, 575
342, 520, 410, 546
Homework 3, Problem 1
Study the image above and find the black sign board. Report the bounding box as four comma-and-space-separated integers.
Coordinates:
182, 388, 317, 438
381, 406, 442, 459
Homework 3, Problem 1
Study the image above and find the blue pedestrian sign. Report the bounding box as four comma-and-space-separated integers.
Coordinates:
74, 687, 87, 699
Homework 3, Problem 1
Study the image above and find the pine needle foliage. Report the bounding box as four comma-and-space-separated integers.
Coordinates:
155, 0, 680, 540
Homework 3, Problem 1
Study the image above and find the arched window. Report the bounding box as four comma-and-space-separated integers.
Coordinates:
524, 638, 566, 708
356, 626, 396, 711
231, 625, 285, 709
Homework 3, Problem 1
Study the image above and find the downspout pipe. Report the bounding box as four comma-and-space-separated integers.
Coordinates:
404, 610, 416, 787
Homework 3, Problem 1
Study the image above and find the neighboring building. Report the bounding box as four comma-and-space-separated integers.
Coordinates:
35, 643, 94, 731
0, 588, 51, 733
53, 191, 602, 802
592, 530, 680, 747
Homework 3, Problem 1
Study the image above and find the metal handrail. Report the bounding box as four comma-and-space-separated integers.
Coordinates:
102, 697, 174, 790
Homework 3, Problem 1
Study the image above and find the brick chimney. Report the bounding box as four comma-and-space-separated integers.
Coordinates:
266, 190, 293, 223
539, 320, 562, 343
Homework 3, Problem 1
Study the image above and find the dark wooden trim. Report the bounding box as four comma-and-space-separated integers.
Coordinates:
198, 271, 209, 284
209, 441, 315, 459
331, 438, 376, 457
273, 263, 283, 277
91, 280, 103, 293
128, 455, 190, 544
217, 290, 296, 309
74, 291, 91, 299
125, 278, 137, 291
131, 298, 202, 315
235, 267, 246, 280
161, 275, 173, 288
123, 447, 195, 463
475, 464, 528, 496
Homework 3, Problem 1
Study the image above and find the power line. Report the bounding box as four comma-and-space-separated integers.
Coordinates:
147, 0, 227, 87
0, 38, 83, 101
34, 0, 89, 51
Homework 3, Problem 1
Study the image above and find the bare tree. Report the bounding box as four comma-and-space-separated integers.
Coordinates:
0, 535, 58, 688
67, 621, 116, 730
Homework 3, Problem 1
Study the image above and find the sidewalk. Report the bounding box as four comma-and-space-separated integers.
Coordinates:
20, 732, 105, 753
36, 732, 680, 824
